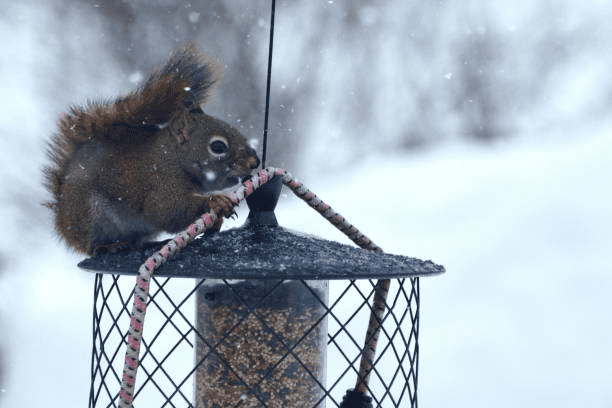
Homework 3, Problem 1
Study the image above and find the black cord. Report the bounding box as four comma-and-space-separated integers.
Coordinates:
261, 0, 276, 169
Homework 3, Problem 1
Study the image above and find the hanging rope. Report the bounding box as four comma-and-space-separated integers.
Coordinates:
117, 167, 391, 407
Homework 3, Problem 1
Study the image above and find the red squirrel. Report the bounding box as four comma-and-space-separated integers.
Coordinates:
44, 45, 260, 255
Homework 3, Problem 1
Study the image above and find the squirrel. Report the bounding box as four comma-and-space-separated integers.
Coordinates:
43, 44, 260, 256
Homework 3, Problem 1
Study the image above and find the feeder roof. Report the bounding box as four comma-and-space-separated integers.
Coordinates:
78, 226, 445, 280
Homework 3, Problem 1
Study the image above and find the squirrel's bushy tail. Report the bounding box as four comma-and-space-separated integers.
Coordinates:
56, 43, 214, 145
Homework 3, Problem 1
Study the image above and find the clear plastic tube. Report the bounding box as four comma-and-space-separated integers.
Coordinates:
195, 278, 328, 407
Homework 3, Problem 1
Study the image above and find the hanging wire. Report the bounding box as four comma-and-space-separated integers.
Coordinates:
261, 0, 276, 169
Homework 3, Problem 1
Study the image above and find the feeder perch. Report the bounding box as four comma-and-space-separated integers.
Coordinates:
79, 176, 444, 407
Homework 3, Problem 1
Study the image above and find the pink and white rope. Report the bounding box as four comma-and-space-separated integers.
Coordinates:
118, 167, 388, 407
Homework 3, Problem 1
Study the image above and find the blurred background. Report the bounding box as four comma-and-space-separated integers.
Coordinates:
0, 0, 611, 406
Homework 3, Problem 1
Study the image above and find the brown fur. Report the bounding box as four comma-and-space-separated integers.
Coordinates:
44, 44, 259, 255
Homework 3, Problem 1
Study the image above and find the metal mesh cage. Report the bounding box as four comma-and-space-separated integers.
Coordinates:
89, 274, 419, 408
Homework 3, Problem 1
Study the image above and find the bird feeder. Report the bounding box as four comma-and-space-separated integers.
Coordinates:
79, 174, 444, 408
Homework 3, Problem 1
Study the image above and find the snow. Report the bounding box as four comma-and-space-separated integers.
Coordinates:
204, 170, 217, 182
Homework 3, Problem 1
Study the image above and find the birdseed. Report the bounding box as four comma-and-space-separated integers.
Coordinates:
194, 279, 328, 408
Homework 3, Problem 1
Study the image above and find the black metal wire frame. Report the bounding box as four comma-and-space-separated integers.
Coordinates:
89, 274, 419, 408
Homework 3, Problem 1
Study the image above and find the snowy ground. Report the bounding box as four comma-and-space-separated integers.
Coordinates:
1, 122, 610, 407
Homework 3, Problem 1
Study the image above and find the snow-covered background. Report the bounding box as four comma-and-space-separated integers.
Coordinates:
1, 0, 611, 407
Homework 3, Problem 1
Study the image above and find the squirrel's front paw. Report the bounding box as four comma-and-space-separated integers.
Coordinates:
210, 193, 237, 218
193, 193, 236, 234
194, 193, 237, 219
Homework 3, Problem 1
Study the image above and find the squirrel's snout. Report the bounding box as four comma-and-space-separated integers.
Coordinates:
246, 155, 260, 170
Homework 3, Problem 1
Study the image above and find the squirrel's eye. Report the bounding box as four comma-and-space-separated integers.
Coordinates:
208, 136, 229, 156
